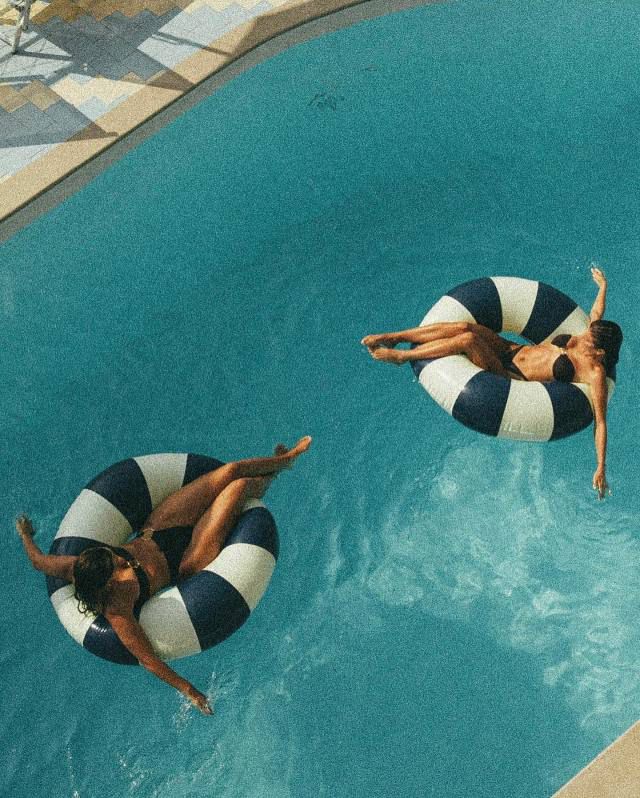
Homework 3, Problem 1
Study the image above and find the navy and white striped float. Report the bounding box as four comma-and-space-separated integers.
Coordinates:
46, 453, 278, 664
411, 276, 615, 441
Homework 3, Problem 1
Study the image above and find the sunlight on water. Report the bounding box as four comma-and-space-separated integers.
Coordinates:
365, 443, 640, 740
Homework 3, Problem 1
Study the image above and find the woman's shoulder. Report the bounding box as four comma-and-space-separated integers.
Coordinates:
104, 579, 139, 616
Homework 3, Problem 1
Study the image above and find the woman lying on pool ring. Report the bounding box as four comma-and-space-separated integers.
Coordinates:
362, 269, 622, 499
16, 436, 312, 714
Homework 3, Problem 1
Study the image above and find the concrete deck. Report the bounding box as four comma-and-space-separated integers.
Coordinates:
553, 721, 640, 798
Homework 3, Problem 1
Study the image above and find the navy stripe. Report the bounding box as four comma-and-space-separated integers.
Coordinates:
545, 383, 594, 440
180, 572, 250, 651
46, 536, 103, 595
521, 282, 578, 344
225, 506, 279, 560
410, 352, 436, 380
83, 617, 139, 665
452, 371, 510, 437
183, 454, 224, 486
86, 458, 151, 530
447, 278, 502, 331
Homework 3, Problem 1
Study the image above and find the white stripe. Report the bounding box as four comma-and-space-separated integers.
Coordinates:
498, 381, 555, 441
544, 305, 590, 341
240, 497, 265, 512
204, 543, 276, 612
134, 453, 188, 511
491, 276, 539, 335
139, 589, 201, 661
55, 489, 131, 544
418, 355, 483, 416
50, 585, 95, 645
420, 295, 477, 326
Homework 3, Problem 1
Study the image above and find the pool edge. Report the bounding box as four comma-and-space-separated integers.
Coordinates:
553, 720, 640, 797
0, 0, 435, 242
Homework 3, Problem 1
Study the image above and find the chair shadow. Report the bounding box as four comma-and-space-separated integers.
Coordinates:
0, 0, 428, 154
0, 0, 348, 147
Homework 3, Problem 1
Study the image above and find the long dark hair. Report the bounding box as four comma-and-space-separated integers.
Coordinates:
590, 319, 623, 373
73, 547, 114, 615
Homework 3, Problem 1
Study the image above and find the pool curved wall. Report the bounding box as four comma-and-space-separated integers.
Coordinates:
0, 0, 438, 242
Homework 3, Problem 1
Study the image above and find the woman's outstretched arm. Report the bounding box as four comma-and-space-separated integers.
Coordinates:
16, 515, 76, 581
106, 607, 213, 715
590, 267, 607, 321
590, 365, 609, 499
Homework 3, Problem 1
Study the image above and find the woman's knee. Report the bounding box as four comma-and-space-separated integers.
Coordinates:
457, 330, 476, 349
208, 461, 239, 486
178, 557, 196, 580
179, 543, 223, 579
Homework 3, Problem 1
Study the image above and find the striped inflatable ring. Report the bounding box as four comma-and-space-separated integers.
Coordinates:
411, 276, 615, 441
46, 453, 278, 665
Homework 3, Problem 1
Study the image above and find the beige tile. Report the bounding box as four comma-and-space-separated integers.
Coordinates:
118, 0, 146, 17
145, 0, 179, 15
0, 0, 401, 224
120, 72, 146, 85
0, 85, 30, 112
87, 0, 117, 19
0, 8, 20, 23
19, 81, 61, 111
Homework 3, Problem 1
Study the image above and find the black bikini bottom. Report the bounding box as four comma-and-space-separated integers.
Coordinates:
147, 526, 194, 584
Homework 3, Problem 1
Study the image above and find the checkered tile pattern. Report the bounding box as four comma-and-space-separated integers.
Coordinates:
0, 0, 292, 188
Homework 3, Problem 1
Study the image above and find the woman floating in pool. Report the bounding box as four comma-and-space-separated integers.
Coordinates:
362, 269, 622, 499
16, 436, 312, 715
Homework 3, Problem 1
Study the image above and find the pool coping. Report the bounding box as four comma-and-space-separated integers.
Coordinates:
0, 0, 427, 241
552, 720, 640, 797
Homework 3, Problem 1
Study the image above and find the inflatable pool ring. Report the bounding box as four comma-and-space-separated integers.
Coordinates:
46, 453, 278, 664
411, 276, 615, 441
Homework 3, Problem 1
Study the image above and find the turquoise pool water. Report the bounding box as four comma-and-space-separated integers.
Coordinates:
3, 1, 640, 795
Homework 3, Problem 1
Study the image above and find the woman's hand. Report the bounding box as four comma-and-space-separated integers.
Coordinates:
592, 467, 610, 500
16, 514, 35, 539
185, 685, 213, 715
591, 266, 607, 289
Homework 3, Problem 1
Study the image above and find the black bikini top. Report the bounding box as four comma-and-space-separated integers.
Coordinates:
551, 334, 576, 383
109, 546, 151, 613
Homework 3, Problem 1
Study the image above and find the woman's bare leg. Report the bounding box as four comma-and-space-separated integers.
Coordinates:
370, 331, 511, 376
143, 437, 312, 531
178, 476, 271, 578
370, 333, 474, 363
362, 322, 473, 349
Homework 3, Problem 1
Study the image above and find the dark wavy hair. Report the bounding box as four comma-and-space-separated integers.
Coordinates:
590, 319, 623, 373
73, 547, 115, 616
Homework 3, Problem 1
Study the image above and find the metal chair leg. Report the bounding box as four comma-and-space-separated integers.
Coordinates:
9, 0, 32, 53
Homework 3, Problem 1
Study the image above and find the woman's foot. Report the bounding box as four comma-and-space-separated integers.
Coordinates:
264, 437, 313, 476
278, 436, 312, 466
370, 347, 406, 364
361, 334, 395, 350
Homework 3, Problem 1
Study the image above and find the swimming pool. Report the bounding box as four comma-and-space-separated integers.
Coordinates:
2, 0, 640, 795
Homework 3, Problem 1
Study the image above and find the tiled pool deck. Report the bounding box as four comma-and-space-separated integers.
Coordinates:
0, 0, 397, 236
0, 0, 638, 792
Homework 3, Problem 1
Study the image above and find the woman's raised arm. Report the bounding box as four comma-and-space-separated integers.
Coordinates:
590, 266, 607, 322
590, 366, 609, 499
16, 515, 76, 581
